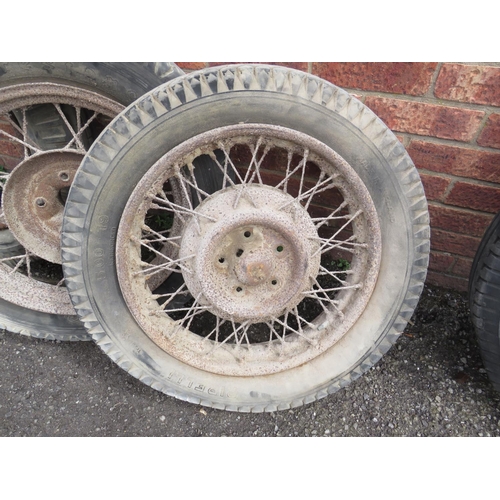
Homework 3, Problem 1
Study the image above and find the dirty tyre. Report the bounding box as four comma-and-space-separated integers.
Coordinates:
62, 65, 430, 409
469, 212, 500, 392
0, 62, 181, 341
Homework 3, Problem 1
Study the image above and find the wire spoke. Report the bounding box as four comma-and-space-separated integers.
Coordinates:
206, 321, 250, 354
64, 109, 99, 152
303, 282, 361, 294
134, 243, 194, 276
233, 136, 270, 207
274, 148, 309, 193
141, 224, 181, 248
207, 149, 237, 191
312, 210, 363, 258
0, 253, 26, 264
272, 313, 317, 345
4, 111, 44, 156
3, 251, 28, 274
181, 162, 214, 205
153, 281, 188, 301
279, 172, 339, 211
202, 316, 226, 344
53, 103, 85, 151
0, 126, 41, 156
318, 264, 354, 285
170, 293, 208, 337
212, 141, 257, 209
311, 201, 349, 229
152, 194, 217, 223
312, 233, 368, 256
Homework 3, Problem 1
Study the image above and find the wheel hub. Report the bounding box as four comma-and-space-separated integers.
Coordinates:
180, 185, 321, 322
2, 150, 82, 263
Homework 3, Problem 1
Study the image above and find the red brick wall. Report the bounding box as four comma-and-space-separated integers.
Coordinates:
177, 62, 500, 292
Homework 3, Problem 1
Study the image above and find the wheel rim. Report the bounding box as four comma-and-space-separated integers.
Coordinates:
117, 124, 382, 377
0, 83, 123, 314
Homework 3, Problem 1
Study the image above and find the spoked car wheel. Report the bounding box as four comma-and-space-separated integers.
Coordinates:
62, 65, 430, 410
0, 62, 183, 341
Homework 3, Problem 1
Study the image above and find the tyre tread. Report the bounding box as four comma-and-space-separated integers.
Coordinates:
469, 212, 500, 392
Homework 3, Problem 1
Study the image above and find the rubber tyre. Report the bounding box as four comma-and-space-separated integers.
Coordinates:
62, 65, 430, 409
469, 212, 500, 392
0, 62, 183, 341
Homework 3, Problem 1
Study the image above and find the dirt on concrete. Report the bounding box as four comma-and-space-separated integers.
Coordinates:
1, 283, 499, 437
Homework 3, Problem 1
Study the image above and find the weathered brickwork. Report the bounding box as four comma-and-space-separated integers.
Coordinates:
407, 140, 500, 183
174, 62, 500, 291
477, 114, 500, 149
419, 173, 452, 201
312, 62, 437, 95
364, 97, 485, 141
445, 182, 500, 213
0, 117, 22, 169
435, 64, 500, 106
428, 204, 493, 238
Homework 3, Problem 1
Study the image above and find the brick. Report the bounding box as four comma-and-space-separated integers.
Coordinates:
0, 121, 19, 136
0, 155, 20, 170
452, 257, 474, 278
428, 203, 493, 237
365, 97, 484, 142
435, 64, 500, 106
0, 138, 23, 158
429, 251, 455, 273
477, 114, 500, 149
425, 271, 468, 292
419, 173, 452, 201
175, 62, 206, 71
408, 140, 500, 184
431, 229, 481, 258
207, 62, 309, 72
445, 181, 500, 213
312, 62, 437, 95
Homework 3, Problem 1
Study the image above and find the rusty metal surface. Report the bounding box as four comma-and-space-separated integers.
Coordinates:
3, 150, 82, 263
0, 82, 123, 116
116, 124, 382, 377
0, 82, 121, 314
180, 186, 320, 322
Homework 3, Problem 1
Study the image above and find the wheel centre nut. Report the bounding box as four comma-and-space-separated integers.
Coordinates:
235, 249, 275, 286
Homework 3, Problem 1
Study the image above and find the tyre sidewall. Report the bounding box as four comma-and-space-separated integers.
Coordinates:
0, 62, 168, 104
80, 91, 417, 407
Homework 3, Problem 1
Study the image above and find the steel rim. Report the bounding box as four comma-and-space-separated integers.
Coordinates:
117, 124, 382, 377
0, 83, 122, 314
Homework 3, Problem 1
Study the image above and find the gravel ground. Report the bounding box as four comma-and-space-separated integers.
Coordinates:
1, 283, 499, 437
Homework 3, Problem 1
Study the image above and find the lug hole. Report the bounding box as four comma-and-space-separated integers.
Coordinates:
236, 287, 243, 293
218, 257, 225, 264
236, 249, 244, 257
276, 245, 284, 253
244, 230, 251, 238
271, 280, 277, 286
59, 171, 70, 182
36, 198, 46, 208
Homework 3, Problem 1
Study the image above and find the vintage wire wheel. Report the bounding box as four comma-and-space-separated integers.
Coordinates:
62, 64, 430, 410
0, 84, 122, 338
116, 124, 381, 376
0, 62, 184, 340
